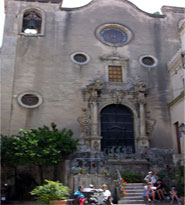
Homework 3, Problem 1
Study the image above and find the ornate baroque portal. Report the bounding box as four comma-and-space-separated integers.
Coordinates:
77, 78, 154, 154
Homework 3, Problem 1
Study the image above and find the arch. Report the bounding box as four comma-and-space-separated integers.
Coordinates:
20, 8, 45, 36
100, 104, 136, 154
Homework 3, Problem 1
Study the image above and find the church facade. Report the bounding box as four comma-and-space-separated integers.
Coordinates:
1, 0, 185, 159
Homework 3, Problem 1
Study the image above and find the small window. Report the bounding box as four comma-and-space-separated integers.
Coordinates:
21, 94, 39, 106
108, 66, 123, 82
22, 11, 42, 35
17, 91, 43, 108
70, 52, 90, 65
142, 57, 155, 66
139, 55, 158, 68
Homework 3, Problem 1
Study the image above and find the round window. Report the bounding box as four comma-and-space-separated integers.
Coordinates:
139, 55, 158, 68
74, 54, 87, 63
17, 91, 43, 108
100, 28, 127, 46
71, 52, 90, 65
21, 94, 39, 106
95, 24, 132, 47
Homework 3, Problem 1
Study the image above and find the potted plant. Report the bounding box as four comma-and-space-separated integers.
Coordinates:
30, 179, 70, 205
79, 167, 84, 174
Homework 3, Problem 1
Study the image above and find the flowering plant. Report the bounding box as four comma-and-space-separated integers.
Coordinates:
120, 178, 128, 197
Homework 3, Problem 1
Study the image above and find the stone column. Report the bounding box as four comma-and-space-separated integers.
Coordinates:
139, 99, 146, 137
137, 92, 150, 150
89, 90, 102, 151
91, 102, 98, 136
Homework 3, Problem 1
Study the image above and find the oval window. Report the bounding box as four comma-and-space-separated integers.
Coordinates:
17, 91, 43, 108
139, 55, 158, 68
71, 52, 90, 65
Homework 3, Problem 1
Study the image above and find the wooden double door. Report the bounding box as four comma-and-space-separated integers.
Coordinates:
100, 104, 135, 154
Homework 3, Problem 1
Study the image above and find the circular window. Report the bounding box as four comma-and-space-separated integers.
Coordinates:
100, 28, 127, 46
71, 52, 90, 65
139, 55, 158, 68
21, 94, 39, 106
95, 24, 132, 47
17, 91, 43, 108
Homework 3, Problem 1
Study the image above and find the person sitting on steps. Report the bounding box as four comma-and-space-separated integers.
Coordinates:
142, 182, 156, 202
153, 179, 166, 200
144, 171, 157, 185
170, 187, 181, 204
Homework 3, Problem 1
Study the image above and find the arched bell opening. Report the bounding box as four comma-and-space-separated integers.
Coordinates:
22, 10, 42, 34
100, 104, 135, 155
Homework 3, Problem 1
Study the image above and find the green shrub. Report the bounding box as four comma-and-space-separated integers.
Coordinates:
30, 180, 70, 204
121, 172, 143, 183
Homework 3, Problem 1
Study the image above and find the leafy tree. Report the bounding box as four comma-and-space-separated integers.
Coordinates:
1, 123, 78, 184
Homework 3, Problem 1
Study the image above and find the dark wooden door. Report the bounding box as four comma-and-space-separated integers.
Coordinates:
101, 104, 135, 154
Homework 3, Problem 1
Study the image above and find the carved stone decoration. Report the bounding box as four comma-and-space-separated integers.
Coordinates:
111, 89, 124, 104
85, 79, 105, 103
77, 108, 91, 137
92, 140, 100, 151
135, 82, 147, 104
89, 90, 99, 103
87, 79, 105, 92
146, 111, 156, 137
134, 82, 147, 93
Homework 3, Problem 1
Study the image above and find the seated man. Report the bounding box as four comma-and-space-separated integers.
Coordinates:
144, 171, 157, 185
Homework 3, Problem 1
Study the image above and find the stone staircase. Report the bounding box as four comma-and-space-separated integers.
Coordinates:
118, 183, 146, 204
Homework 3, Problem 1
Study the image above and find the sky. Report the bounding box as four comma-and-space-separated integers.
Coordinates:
0, 0, 185, 46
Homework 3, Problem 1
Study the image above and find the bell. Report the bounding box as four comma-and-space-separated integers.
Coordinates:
27, 20, 37, 29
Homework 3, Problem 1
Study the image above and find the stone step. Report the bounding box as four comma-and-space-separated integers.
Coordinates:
125, 185, 144, 188
125, 183, 144, 185
126, 188, 143, 191
124, 196, 143, 200
118, 183, 145, 204
125, 183, 144, 186
125, 187, 144, 190
118, 199, 146, 204
126, 193, 143, 196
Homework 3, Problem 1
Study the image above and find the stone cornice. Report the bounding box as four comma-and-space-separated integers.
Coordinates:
168, 49, 183, 73
168, 90, 185, 107
13, 0, 62, 3
178, 19, 185, 35
161, 6, 185, 14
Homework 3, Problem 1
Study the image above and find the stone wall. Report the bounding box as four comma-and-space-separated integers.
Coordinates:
1, 0, 185, 151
